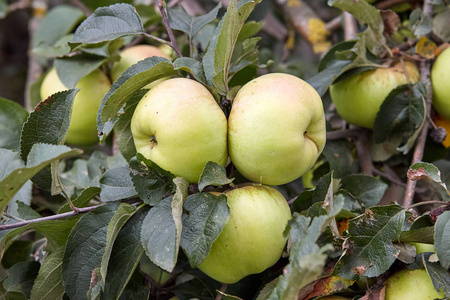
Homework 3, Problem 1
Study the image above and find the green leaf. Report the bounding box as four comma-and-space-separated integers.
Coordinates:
58, 187, 101, 213
0, 144, 81, 216
70, 3, 144, 49
3, 261, 40, 298
32, 5, 84, 48
141, 197, 180, 272
167, 3, 222, 38
269, 212, 339, 299
373, 83, 426, 150
135, 5, 162, 28
2, 240, 33, 269
97, 57, 177, 141
172, 178, 188, 256
54, 55, 107, 88
99, 203, 135, 288
61, 202, 120, 300
114, 89, 146, 161
203, 0, 261, 95
322, 140, 359, 179
338, 174, 388, 210
0, 98, 28, 151
328, 0, 387, 56
129, 154, 175, 206
99, 166, 137, 202
410, 8, 433, 38
408, 162, 446, 187
20, 89, 78, 161
0, 150, 31, 217
198, 161, 233, 192
173, 57, 207, 84
103, 206, 148, 299
293, 172, 333, 213
237, 20, 263, 42
117, 269, 151, 299
333, 204, 406, 280
399, 226, 434, 244
20, 89, 78, 192
30, 247, 65, 300
433, 8, 450, 42
180, 193, 230, 268
32, 34, 73, 59
0, 216, 80, 257
422, 256, 450, 297
16, 202, 41, 220
434, 211, 450, 269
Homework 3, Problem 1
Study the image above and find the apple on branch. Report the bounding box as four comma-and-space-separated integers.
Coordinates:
198, 185, 291, 284
40, 68, 111, 146
130, 78, 228, 183
329, 61, 419, 129
228, 73, 326, 186
431, 47, 450, 119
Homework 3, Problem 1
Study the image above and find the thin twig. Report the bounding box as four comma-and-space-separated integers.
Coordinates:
215, 283, 228, 300
402, 0, 434, 207
157, 0, 183, 58
326, 129, 367, 140
70, 0, 91, 16
373, 167, 406, 187
0, 204, 103, 231
408, 201, 448, 209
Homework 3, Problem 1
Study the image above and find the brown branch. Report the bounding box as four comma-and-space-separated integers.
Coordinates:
373, 166, 406, 187
343, 12, 358, 41
69, 0, 91, 16
158, 0, 183, 58
402, 0, 434, 207
326, 129, 367, 140
355, 128, 373, 176
0, 204, 103, 231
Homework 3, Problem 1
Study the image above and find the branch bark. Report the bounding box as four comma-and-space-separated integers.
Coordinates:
402, 0, 434, 207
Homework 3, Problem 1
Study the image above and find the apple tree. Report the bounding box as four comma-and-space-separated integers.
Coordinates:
0, 0, 450, 299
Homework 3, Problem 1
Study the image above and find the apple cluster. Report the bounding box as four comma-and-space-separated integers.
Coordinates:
130, 70, 326, 283
41, 45, 327, 284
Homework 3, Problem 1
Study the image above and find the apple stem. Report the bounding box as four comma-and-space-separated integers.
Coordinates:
157, 0, 183, 58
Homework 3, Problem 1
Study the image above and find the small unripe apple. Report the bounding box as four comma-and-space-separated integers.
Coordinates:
431, 47, 450, 119
329, 61, 419, 129
228, 73, 326, 186
131, 78, 228, 183
40, 68, 111, 146
198, 185, 291, 284
111, 45, 171, 88
384, 269, 443, 300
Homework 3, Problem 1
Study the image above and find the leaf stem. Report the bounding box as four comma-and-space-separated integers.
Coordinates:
0, 204, 103, 232
407, 201, 448, 209
158, 0, 183, 58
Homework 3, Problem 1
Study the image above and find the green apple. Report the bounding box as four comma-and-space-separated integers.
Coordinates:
198, 185, 291, 284
40, 68, 111, 146
385, 268, 443, 300
131, 78, 228, 183
111, 44, 171, 88
432, 47, 450, 119
228, 73, 326, 186
329, 61, 419, 129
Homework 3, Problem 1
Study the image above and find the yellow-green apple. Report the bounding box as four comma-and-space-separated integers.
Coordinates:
110, 44, 171, 88
329, 61, 419, 129
432, 47, 450, 119
130, 78, 228, 183
198, 185, 291, 283
40, 68, 111, 146
228, 73, 326, 186
384, 268, 443, 300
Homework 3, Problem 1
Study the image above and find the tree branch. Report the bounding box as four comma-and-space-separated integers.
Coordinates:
158, 0, 183, 58
0, 204, 103, 231
402, 0, 434, 207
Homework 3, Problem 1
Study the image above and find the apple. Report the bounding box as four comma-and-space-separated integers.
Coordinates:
431, 47, 450, 119
110, 45, 171, 88
228, 73, 326, 186
329, 61, 419, 129
130, 78, 228, 183
40, 68, 111, 146
198, 185, 291, 284
385, 268, 443, 300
